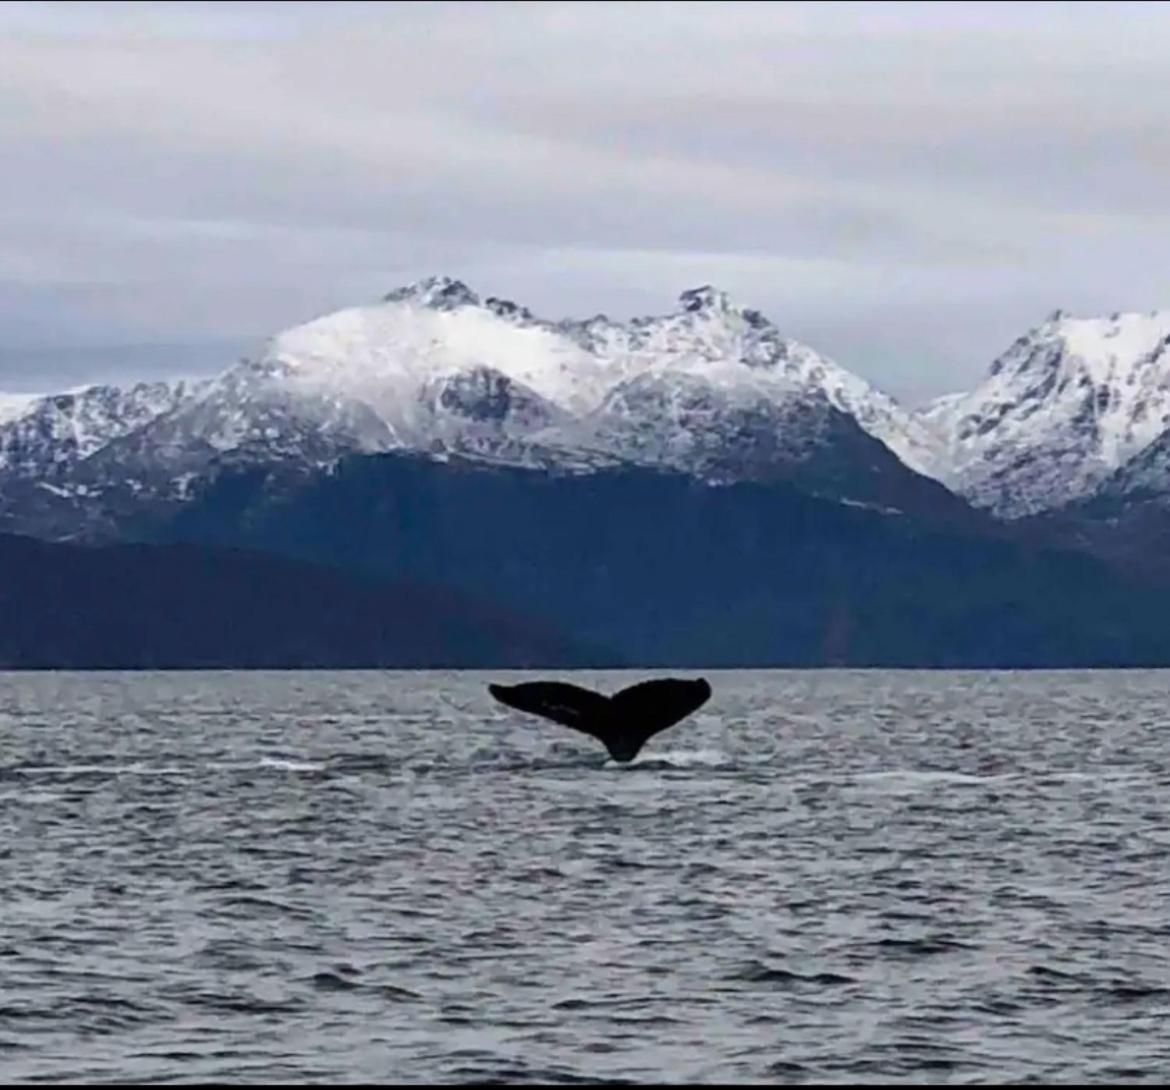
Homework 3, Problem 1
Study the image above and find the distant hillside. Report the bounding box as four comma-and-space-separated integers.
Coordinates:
145, 453, 1170, 668
0, 532, 610, 670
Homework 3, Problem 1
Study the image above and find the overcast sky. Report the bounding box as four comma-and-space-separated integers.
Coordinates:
2, 0, 1169, 402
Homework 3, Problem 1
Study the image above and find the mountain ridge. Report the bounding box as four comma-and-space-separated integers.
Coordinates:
0, 277, 975, 540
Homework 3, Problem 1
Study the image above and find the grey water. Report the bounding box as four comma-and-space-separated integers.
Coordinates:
2, 669, 1170, 1084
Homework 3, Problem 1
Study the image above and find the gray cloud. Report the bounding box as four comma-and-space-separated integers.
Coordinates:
1, 0, 1169, 402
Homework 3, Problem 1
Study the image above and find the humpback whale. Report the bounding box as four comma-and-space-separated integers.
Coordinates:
488, 677, 712, 762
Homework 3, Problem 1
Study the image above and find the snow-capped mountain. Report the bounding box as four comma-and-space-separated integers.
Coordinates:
0, 277, 965, 539
917, 309, 1170, 518
246, 277, 944, 479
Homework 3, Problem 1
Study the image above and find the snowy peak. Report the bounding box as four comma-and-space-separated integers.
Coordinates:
264, 286, 607, 422
383, 275, 480, 311
918, 308, 1170, 517
984, 310, 1170, 465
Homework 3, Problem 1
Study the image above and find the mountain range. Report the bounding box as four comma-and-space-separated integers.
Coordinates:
6, 276, 1170, 667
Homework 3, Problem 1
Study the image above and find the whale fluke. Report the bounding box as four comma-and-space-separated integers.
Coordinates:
488, 677, 712, 762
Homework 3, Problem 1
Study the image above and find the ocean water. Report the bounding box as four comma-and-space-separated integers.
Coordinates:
2, 668, 1170, 1084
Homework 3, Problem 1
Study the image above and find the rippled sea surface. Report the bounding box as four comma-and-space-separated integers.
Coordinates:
4, 669, 1170, 1084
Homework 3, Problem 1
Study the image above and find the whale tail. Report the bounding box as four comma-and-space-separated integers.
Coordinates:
488, 677, 712, 762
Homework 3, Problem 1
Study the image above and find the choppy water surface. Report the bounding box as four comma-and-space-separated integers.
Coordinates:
3, 669, 1170, 1083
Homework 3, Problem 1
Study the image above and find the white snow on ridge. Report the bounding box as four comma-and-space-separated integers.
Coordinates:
270, 299, 608, 424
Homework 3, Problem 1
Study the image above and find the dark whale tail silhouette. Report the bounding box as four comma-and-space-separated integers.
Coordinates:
488, 676, 712, 762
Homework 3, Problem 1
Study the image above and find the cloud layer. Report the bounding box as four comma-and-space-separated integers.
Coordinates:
2, 0, 1169, 401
